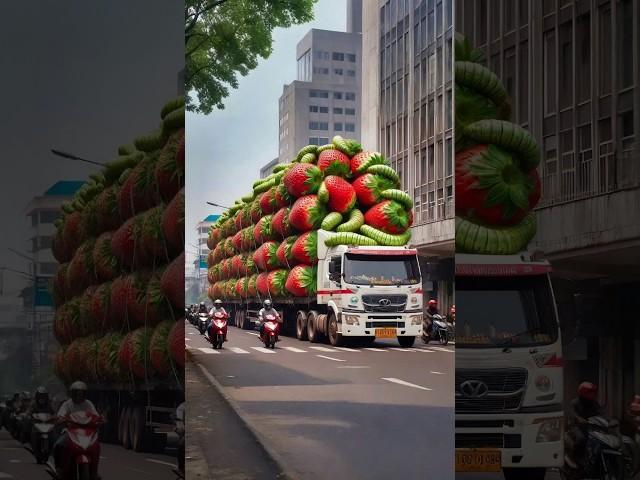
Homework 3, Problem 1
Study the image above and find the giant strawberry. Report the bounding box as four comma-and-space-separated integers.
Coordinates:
272, 207, 295, 237
156, 129, 184, 202
323, 176, 356, 213
274, 183, 294, 208
276, 236, 298, 267
351, 173, 397, 207
163, 188, 184, 256
364, 200, 411, 234
260, 187, 279, 214
256, 272, 270, 296
253, 242, 279, 271
455, 144, 540, 226
161, 253, 184, 310
267, 269, 289, 297
317, 149, 350, 177
246, 274, 258, 297
283, 163, 322, 197
289, 195, 327, 231
291, 231, 318, 265
285, 265, 318, 297
253, 215, 275, 243
168, 320, 185, 368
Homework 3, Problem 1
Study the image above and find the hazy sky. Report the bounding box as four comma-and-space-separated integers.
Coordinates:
186, 0, 347, 266
0, 1, 183, 294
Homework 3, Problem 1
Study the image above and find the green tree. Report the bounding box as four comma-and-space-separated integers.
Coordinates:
185, 0, 317, 114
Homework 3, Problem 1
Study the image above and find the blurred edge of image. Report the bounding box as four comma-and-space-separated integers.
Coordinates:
0, 1, 185, 479
455, 0, 639, 479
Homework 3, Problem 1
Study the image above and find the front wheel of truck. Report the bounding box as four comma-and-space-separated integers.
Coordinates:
327, 314, 343, 347
397, 336, 416, 348
503, 468, 546, 480
296, 311, 308, 341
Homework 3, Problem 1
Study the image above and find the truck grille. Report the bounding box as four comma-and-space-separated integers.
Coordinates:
456, 433, 522, 449
455, 368, 527, 413
365, 321, 405, 328
361, 294, 407, 313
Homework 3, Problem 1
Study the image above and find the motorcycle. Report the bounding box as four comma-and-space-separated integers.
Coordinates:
207, 312, 228, 349
422, 314, 453, 346
197, 313, 209, 335
561, 416, 627, 480
260, 313, 280, 349
30, 412, 55, 464
47, 412, 103, 480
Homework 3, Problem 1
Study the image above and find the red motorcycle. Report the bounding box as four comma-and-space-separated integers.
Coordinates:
48, 412, 103, 480
260, 313, 280, 349
208, 311, 228, 349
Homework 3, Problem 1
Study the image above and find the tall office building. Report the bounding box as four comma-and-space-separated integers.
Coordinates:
278, 10, 363, 163
457, 0, 640, 416
362, 0, 455, 308
194, 214, 220, 296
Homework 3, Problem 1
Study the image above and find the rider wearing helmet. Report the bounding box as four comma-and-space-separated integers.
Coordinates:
424, 299, 439, 338
258, 299, 280, 337
28, 386, 53, 415
567, 382, 604, 467
207, 299, 228, 341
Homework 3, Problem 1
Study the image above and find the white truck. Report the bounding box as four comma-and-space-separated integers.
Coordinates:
455, 252, 564, 480
229, 230, 424, 348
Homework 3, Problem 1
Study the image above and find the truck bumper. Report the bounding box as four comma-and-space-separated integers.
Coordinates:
456, 412, 564, 469
340, 313, 422, 337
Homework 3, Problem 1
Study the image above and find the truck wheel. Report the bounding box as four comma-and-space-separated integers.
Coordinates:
119, 406, 132, 449
130, 406, 147, 452
307, 311, 320, 343
398, 336, 416, 348
503, 468, 546, 480
327, 313, 343, 347
296, 311, 308, 340
233, 311, 241, 328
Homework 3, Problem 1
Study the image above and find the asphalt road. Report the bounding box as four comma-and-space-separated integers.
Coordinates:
186, 319, 455, 480
0, 428, 178, 479
456, 471, 560, 479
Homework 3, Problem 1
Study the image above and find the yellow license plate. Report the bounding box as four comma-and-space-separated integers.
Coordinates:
455, 449, 501, 472
375, 328, 396, 338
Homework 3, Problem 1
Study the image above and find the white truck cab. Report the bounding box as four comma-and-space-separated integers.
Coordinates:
455, 252, 564, 480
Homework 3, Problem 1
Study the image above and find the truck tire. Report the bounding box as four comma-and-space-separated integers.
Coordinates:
120, 406, 132, 449
130, 406, 147, 452
503, 468, 546, 480
327, 313, 344, 347
398, 336, 416, 348
296, 311, 308, 340
233, 311, 241, 328
241, 311, 251, 330
307, 311, 320, 343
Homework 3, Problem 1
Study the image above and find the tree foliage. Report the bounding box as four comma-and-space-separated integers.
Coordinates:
185, 0, 317, 114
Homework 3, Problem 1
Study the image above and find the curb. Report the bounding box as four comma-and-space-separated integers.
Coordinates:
186, 349, 295, 480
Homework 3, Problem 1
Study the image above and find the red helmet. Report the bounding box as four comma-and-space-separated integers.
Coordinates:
428, 299, 437, 306
577, 382, 598, 401
450, 305, 456, 314
629, 395, 640, 414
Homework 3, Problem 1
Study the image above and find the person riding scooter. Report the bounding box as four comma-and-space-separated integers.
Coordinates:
258, 300, 280, 337
566, 382, 605, 468
423, 299, 439, 339
25, 387, 54, 444
207, 299, 228, 341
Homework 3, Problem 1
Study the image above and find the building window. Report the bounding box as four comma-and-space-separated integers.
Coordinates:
314, 50, 329, 60
334, 92, 343, 100
297, 48, 312, 81
334, 68, 344, 75
310, 90, 329, 98
332, 52, 345, 61
319, 106, 329, 113
346, 53, 356, 62
39, 211, 60, 224
345, 123, 355, 132
313, 67, 329, 75
318, 137, 329, 144
543, 30, 557, 116
334, 122, 343, 131
618, 0, 633, 89
334, 107, 344, 114
309, 137, 319, 145
345, 108, 355, 115
345, 92, 356, 101
309, 122, 328, 131
346, 70, 356, 77
309, 105, 318, 112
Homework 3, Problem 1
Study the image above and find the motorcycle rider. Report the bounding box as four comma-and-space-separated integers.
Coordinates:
52, 381, 100, 474
198, 302, 208, 314
448, 305, 456, 324
424, 299, 439, 339
258, 299, 280, 338
26, 387, 54, 447
206, 299, 228, 341
566, 381, 605, 468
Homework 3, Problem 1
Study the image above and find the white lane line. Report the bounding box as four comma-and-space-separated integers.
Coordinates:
246, 332, 260, 336
251, 347, 276, 354
309, 346, 336, 352
282, 346, 307, 353
145, 458, 178, 468
197, 347, 219, 354
389, 347, 415, 352
430, 371, 445, 375
188, 332, 196, 335
337, 366, 370, 369
230, 347, 250, 354
316, 355, 346, 362
333, 347, 359, 352
185, 337, 191, 341
429, 346, 454, 353
381, 377, 432, 391
363, 348, 387, 352
409, 348, 434, 353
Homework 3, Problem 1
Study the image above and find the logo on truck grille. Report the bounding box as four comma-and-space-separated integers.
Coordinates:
378, 299, 391, 306
459, 380, 489, 398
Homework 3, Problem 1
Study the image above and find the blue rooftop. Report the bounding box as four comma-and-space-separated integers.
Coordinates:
44, 181, 85, 196
204, 214, 221, 222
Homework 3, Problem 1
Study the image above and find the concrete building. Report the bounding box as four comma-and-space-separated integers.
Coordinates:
25, 180, 84, 380
260, 157, 280, 179
278, 23, 362, 162
194, 214, 220, 297
457, 0, 640, 417
362, 0, 455, 309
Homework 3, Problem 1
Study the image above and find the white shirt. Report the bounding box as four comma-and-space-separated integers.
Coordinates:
57, 398, 98, 418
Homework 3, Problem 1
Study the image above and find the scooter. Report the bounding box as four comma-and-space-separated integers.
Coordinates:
30, 412, 55, 464
422, 314, 453, 346
260, 313, 280, 349
207, 312, 228, 349
197, 312, 209, 335
46, 412, 103, 480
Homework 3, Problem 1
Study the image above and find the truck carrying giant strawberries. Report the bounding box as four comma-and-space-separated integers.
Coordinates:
206, 136, 424, 348
453, 34, 563, 479
50, 97, 186, 453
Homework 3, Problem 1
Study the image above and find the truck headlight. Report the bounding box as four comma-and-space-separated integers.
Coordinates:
534, 417, 563, 443
535, 375, 552, 393
344, 315, 360, 325
350, 296, 358, 304
410, 315, 423, 325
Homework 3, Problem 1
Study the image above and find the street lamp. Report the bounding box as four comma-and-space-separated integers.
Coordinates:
51, 149, 106, 167
206, 201, 231, 210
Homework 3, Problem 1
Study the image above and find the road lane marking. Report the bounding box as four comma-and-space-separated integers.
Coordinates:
246, 332, 260, 336
430, 371, 445, 375
389, 347, 415, 352
409, 348, 434, 352
363, 348, 387, 352
185, 337, 191, 341
251, 347, 276, 354
309, 346, 336, 352
381, 377, 432, 391
230, 347, 250, 354
197, 347, 219, 354
282, 346, 307, 353
316, 355, 345, 362
333, 347, 359, 352
145, 458, 178, 468
429, 346, 454, 353
337, 366, 370, 369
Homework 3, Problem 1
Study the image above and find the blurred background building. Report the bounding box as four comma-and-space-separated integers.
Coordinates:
457, 0, 640, 417
189, 214, 220, 303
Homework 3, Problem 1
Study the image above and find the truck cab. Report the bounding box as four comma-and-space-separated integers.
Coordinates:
455, 252, 564, 480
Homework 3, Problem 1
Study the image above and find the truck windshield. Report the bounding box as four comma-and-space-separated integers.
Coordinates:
344, 254, 420, 286
456, 275, 558, 348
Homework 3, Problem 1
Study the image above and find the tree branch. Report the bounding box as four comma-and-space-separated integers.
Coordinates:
185, 0, 229, 33
186, 63, 213, 84
186, 36, 211, 58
